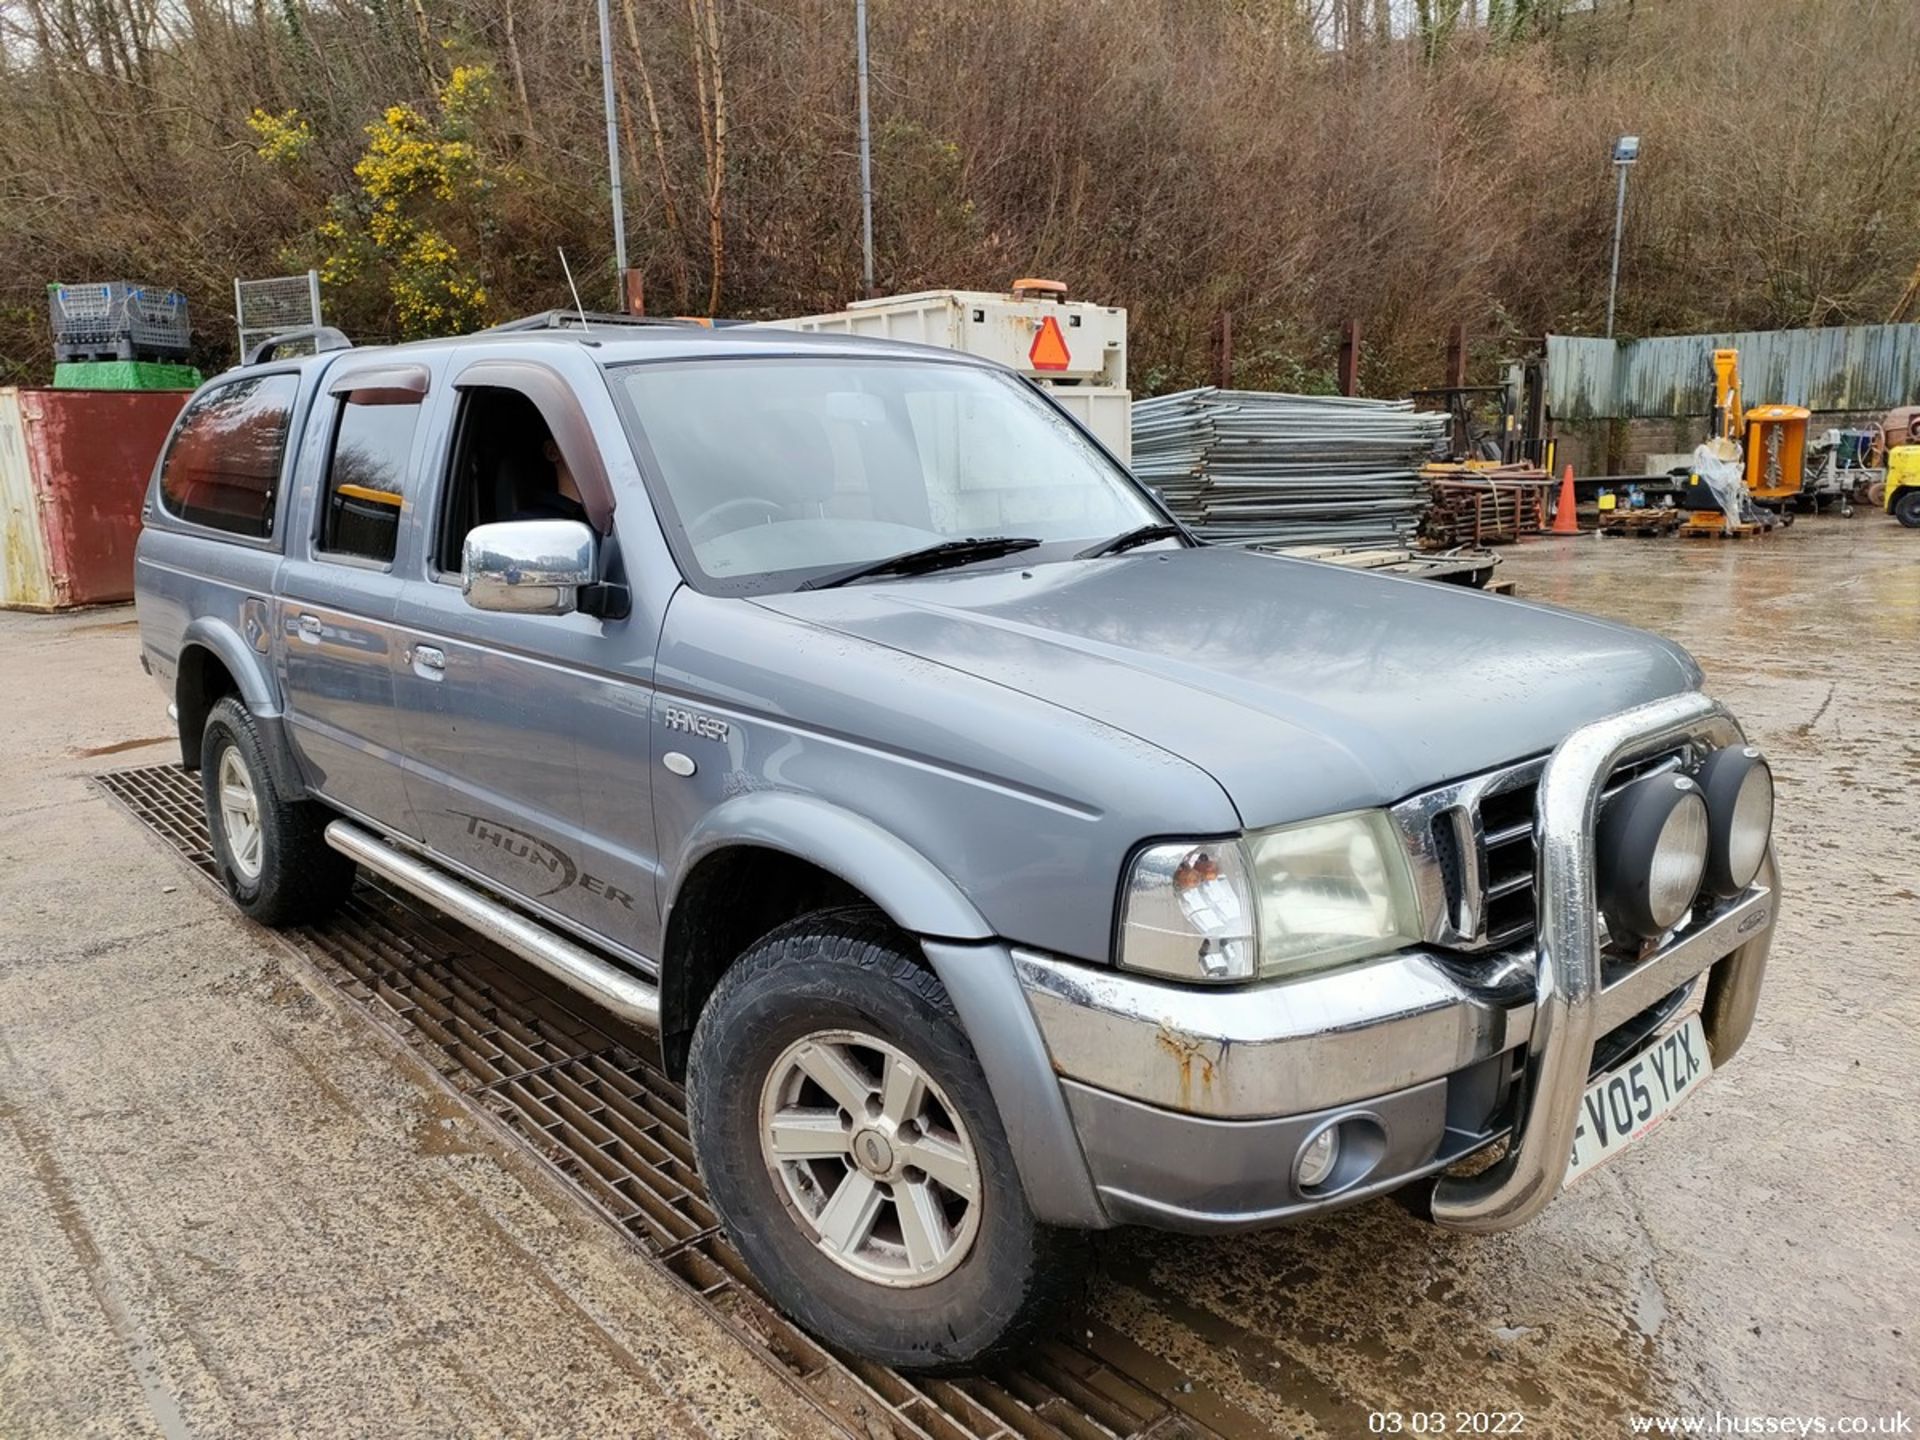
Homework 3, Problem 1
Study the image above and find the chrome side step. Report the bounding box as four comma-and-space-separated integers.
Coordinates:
323, 820, 661, 1031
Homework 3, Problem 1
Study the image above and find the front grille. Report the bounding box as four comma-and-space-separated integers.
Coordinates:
1475, 776, 1539, 946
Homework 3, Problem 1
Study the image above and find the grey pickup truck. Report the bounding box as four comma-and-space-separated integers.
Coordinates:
134, 313, 1780, 1371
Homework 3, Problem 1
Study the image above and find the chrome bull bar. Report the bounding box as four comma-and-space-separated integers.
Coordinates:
1429, 691, 1779, 1232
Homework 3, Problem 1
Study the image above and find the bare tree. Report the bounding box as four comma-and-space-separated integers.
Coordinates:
0, 0, 1915, 389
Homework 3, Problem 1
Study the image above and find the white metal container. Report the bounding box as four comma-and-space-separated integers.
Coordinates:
758, 286, 1132, 463
1047, 388, 1133, 463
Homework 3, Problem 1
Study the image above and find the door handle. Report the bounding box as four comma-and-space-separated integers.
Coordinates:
295, 613, 323, 644
409, 644, 446, 680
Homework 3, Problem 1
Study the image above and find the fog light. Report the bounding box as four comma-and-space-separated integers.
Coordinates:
1694, 745, 1773, 897
1295, 1125, 1341, 1190
1597, 772, 1710, 940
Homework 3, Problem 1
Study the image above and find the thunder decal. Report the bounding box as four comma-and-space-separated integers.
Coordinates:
450, 811, 636, 911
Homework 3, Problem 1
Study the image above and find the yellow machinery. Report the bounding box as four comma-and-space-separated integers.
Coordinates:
1886, 445, 1920, 528
1680, 348, 1809, 534
1711, 346, 1742, 443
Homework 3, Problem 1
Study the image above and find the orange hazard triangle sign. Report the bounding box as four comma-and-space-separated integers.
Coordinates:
1029, 315, 1071, 372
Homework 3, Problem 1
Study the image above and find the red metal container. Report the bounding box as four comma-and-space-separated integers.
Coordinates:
1, 387, 188, 610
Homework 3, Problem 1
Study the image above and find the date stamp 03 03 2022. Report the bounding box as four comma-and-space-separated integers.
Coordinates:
1367, 1411, 1914, 1436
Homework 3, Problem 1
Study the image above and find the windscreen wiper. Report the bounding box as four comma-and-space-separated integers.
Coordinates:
797, 536, 1043, 591
1074, 522, 1186, 560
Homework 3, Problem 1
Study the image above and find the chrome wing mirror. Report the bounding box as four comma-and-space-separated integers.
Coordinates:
461, 520, 596, 616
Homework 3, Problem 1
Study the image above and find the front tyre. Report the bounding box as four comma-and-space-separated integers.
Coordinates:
687, 909, 1085, 1371
200, 696, 355, 927
1894, 489, 1920, 529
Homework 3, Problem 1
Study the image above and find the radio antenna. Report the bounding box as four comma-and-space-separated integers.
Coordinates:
557, 248, 590, 330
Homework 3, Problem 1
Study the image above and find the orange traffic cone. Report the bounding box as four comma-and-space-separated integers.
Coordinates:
1550, 464, 1580, 535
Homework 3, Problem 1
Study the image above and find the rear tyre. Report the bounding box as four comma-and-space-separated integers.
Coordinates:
1894, 490, 1920, 529
687, 908, 1086, 1372
199, 696, 355, 927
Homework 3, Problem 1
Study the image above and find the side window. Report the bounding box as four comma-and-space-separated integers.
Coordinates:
434, 386, 574, 574
318, 398, 420, 564
158, 375, 300, 538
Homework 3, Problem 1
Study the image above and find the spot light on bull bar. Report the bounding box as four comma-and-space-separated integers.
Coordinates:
1596, 772, 1709, 940
1595, 746, 1774, 942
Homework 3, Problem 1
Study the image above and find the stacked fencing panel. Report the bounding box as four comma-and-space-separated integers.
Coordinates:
1132, 388, 1445, 548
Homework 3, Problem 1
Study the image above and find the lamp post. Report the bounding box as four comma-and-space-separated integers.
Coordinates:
1605, 134, 1640, 339
856, 0, 875, 296
597, 0, 627, 290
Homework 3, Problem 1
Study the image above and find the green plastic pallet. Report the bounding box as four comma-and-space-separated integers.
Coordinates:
53, 360, 201, 391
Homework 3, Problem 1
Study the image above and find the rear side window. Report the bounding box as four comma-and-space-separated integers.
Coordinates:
318, 399, 419, 564
158, 375, 299, 538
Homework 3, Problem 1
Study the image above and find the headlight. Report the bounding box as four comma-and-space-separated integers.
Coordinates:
1596, 772, 1710, 939
1694, 745, 1773, 896
1247, 811, 1421, 972
1118, 811, 1420, 983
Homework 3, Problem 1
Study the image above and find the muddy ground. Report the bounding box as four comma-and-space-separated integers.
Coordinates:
1, 515, 1914, 1437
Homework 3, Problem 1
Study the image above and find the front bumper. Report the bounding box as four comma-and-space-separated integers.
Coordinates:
1015, 692, 1780, 1234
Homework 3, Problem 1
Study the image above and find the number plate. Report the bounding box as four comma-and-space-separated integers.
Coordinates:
1565, 1012, 1712, 1184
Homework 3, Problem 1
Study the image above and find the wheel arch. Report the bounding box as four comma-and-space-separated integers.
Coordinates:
175, 621, 266, 766
658, 792, 993, 1076
657, 796, 1107, 1229
175, 618, 304, 796
669, 792, 993, 941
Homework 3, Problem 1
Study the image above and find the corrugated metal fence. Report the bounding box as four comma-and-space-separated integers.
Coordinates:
1546, 325, 1920, 420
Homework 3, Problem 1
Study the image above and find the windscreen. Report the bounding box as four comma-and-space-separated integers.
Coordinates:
614, 358, 1155, 592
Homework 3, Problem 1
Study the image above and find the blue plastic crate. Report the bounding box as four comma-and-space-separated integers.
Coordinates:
48, 281, 191, 361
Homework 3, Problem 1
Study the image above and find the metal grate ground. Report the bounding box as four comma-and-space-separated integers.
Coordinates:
97, 765, 1262, 1440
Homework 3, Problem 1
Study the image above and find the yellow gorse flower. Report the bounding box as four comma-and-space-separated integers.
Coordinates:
246, 108, 312, 164
310, 65, 500, 340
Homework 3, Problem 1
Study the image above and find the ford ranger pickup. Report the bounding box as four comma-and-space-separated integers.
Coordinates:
133, 315, 1780, 1370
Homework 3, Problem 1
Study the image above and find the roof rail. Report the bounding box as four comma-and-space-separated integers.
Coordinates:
245, 326, 353, 366
484, 309, 685, 333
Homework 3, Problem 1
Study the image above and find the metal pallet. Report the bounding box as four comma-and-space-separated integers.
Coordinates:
97, 765, 1262, 1440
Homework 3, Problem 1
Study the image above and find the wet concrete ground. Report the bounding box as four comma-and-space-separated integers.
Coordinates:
0, 615, 820, 1438
2, 515, 1915, 1437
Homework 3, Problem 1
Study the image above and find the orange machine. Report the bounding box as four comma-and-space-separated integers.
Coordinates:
1680, 348, 1808, 534
1743, 404, 1811, 501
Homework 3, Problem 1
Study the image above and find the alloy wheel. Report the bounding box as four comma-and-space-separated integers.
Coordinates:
216, 746, 264, 881
758, 1028, 983, 1287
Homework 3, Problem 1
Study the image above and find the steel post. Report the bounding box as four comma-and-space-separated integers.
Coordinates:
597, 0, 628, 286
856, 0, 875, 296
1605, 163, 1628, 339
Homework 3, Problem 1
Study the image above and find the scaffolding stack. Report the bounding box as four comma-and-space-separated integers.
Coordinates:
1419, 464, 1555, 547
1132, 388, 1446, 549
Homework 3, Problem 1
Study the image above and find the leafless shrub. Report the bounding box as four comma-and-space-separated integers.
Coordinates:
0, 0, 1914, 390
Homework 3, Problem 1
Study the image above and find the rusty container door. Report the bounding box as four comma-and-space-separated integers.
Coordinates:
0, 387, 188, 610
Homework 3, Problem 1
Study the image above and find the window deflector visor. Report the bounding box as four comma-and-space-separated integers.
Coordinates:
452, 358, 616, 535
328, 363, 430, 407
